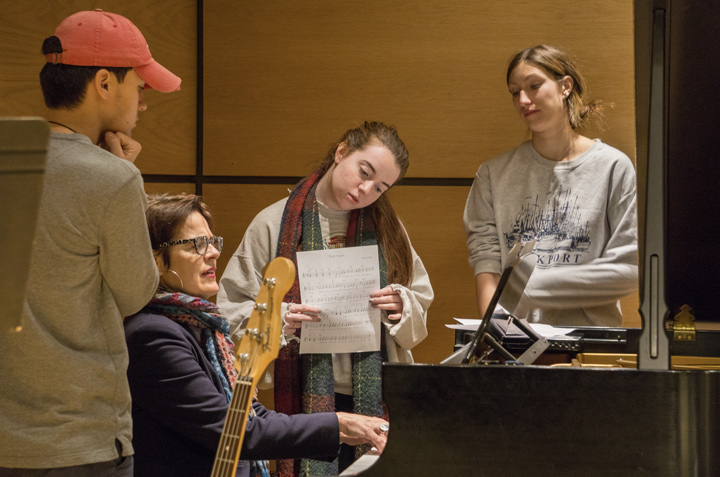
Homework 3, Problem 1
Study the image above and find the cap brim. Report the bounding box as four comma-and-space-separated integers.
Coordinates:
134, 60, 181, 93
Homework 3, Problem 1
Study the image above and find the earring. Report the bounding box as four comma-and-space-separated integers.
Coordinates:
164, 269, 185, 292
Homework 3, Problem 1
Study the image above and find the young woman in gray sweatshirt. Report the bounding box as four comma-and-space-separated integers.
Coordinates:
464, 44, 638, 327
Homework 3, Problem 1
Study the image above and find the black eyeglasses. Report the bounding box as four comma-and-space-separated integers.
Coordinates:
157, 235, 223, 255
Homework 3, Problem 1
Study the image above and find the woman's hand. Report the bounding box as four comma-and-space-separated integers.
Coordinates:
283, 303, 322, 334
336, 413, 388, 452
369, 286, 403, 321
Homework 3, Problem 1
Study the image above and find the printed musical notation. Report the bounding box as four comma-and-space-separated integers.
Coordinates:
302, 331, 375, 344
296, 245, 381, 354
301, 267, 375, 279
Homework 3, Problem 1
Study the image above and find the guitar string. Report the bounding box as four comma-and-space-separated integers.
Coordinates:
232, 342, 259, 472
214, 375, 253, 472
213, 281, 280, 476
213, 341, 256, 475
216, 368, 246, 475
232, 327, 267, 472
213, 390, 237, 475
231, 287, 275, 473
216, 339, 261, 475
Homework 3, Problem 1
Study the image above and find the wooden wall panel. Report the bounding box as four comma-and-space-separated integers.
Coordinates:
202, 184, 294, 279
144, 182, 196, 196
388, 186, 478, 363
621, 293, 641, 329
0, 0, 197, 175
204, 0, 635, 178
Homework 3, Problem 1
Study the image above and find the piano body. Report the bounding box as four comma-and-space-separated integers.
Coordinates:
351, 1, 720, 475
360, 364, 720, 476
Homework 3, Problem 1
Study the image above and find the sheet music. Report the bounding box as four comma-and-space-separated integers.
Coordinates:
296, 245, 381, 354
445, 316, 575, 337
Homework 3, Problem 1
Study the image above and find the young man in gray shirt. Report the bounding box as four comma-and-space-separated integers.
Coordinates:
0, 10, 181, 476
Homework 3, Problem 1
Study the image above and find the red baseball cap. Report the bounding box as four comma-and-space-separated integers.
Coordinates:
46, 9, 181, 93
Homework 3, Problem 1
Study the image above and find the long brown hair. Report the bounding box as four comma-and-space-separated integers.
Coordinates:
507, 44, 603, 130
318, 121, 413, 286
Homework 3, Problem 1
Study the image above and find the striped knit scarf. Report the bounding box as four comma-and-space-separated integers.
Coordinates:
145, 291, 238, 401
274, 166, 387, 477
144, 292, 270, 477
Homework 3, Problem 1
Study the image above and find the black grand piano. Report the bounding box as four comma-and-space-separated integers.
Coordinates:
349, 1, 720, 475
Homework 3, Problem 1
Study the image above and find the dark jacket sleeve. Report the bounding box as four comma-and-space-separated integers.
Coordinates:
243, 401, 340, 460
126, 313, 341, 462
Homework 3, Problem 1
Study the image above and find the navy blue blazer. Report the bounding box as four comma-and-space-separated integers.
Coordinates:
125, 311, 340, 477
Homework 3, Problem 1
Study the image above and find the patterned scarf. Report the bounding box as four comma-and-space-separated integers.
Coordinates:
143, 292, 269, 477
274, 166, 387, 477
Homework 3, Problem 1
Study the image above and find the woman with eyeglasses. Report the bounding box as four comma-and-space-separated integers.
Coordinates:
124, 193, 388, 477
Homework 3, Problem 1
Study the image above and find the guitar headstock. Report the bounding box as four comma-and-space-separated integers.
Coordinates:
214, 257, 295, 476
234, 257, 295, 378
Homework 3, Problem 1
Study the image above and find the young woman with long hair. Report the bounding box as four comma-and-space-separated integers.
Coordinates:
464, 45, 638, 327
218, 121, 433, 476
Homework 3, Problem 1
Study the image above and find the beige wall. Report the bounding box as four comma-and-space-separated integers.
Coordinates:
1, 0, 640, 367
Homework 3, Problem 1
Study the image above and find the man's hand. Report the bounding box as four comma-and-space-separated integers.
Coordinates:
336, 412, 388, 453
100, 131, 142, 163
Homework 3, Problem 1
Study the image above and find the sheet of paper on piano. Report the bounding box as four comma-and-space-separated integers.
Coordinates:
296, 245, 381, 354
446, 315, 576, 339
